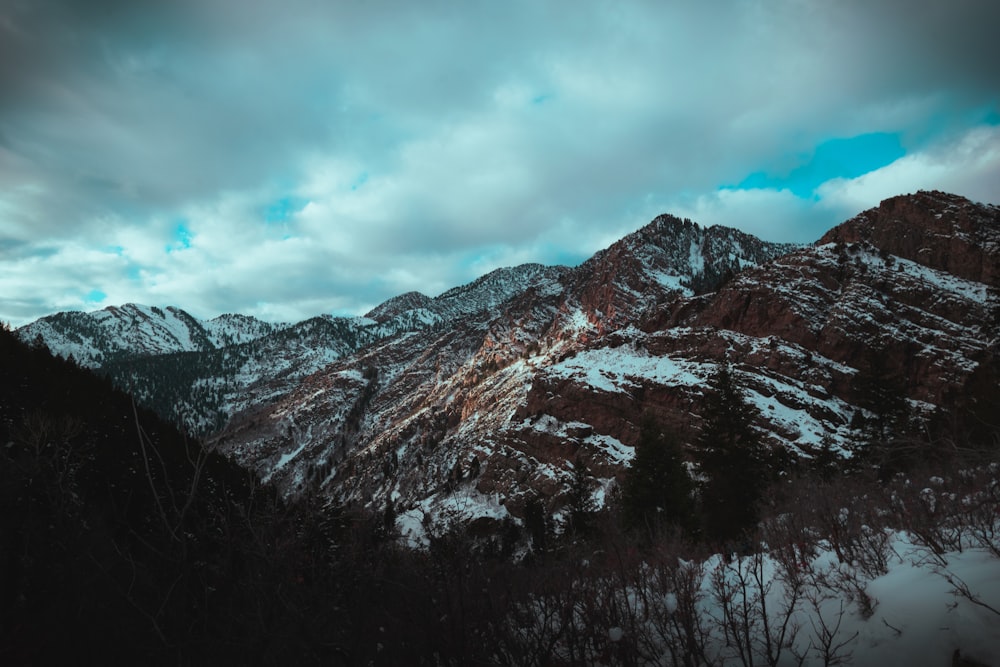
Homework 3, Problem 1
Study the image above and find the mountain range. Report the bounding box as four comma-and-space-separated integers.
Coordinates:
17, 190, 1000, 539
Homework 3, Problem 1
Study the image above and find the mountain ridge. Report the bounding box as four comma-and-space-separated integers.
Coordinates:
16, 191, 1000, 538
17, 216, 793, 435
209, 191, 1000, 540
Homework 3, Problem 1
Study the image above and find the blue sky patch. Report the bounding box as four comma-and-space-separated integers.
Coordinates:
84, 289, 106, 304
736, 132, 906, 198
126, 264, 143, 281
264, 196, 308, 223
166, 221, 193, 252
350, 173, 369, 192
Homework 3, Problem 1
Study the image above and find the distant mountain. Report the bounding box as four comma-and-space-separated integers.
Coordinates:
17, 303, 288, 367
205, 214, 804, 526
20, 191, 999, 538
15, 264, 576, 433
19, 219, 784, 436
207, 192, 1000, 541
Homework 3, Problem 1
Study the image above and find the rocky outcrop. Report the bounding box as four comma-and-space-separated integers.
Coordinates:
820, 190, 1000, 285
210, 193, 999, 536
26, 192, 1000, 535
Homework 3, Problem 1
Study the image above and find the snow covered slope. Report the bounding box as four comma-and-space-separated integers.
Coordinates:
212, 192, 1000, 535
16, 303, 287, 367
19, 191, 999, 536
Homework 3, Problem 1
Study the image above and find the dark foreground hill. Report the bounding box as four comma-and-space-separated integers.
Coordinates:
5, 189, 1000, 664
1, 325, 343, 664
3, 321, 999, 666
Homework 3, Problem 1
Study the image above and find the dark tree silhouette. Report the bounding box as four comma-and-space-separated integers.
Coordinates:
621, 416, 695, 538
565, 456, 597, 537
849, 344, 912, 473
695, 363, 768, 546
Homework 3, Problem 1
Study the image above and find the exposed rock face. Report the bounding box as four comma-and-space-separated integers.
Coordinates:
820, 190, 1000, 285
212, 192, 997, 538
569, 214, 799, 334
22, 191, 1000, 537
676, 191, 1000, 408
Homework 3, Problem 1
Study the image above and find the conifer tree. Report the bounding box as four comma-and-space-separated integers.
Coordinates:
696, 363, 767, 545
849, 344, 911, 472
523, 496, 548, 554
565, 456, 596, 537
621, 416, 694, 537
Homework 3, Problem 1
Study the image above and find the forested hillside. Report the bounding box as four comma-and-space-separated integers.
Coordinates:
3, 323, 999, 665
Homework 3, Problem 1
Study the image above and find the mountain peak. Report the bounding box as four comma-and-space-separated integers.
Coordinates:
819, 190, 1000, 285
365, 291, 434, 323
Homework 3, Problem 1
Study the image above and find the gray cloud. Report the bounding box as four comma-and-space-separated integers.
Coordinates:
1, 0, 998, 325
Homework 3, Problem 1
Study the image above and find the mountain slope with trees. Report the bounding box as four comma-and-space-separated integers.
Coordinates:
207, 192, 1000, 545
4, 190, 1000, 664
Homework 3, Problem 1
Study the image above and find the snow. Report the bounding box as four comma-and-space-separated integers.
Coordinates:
895, 255, 991, 303
545, 343, 710, 393
272, 437, 309, 475
741, 373, 855, 452
396, 508, 429, 548
509, 530, 1000, 666
587, 433, 634, 465
852, 541, 1000, 666
562, 307, 595, 335
688, 239, 705, 275
648, 269, 691, 294
397, 487, 513, 548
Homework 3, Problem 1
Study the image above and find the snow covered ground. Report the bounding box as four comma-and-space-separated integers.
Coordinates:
687, 534, 1000, 667
501, 530, 1000, 666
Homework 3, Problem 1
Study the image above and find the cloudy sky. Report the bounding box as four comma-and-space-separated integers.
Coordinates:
2, 0, 998, 326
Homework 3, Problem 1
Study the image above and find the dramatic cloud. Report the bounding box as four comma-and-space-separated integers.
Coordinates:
1, 0, 998, 325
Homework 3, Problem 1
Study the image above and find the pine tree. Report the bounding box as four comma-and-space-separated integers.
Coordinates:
621, 416, 694, 537
565, 456, 596, 537
696, 363, 768, 546
523, 496, 548, 554
850, 345, 911, 472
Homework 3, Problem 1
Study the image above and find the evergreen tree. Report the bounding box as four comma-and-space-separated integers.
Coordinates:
565, 456, 596, 537
696, 363, 768, 546
523, 496, 548, 554
849, 344, 911, 472
621, 416, 694, 537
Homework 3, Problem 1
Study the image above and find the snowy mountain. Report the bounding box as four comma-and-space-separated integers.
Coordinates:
16, 303, 288, 367
14, 264, 581, 433
206, 191, 999, 541
18, 191, 1000, 539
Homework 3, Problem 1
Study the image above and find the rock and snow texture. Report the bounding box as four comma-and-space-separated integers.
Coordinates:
18, 191, 1000, 533
207, 214, 802, 519
205, 192, 1000, 536
17, 303, 287, 367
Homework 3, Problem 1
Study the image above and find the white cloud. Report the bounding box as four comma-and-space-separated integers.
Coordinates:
817, 124, 1000, 213
1, 0, 998, 325
662, 188, 823, 244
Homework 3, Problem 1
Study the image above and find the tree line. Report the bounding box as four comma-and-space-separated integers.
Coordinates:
2, 322, 998, 665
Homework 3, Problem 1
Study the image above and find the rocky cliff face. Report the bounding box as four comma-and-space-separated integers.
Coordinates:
204, 217, 808, 531
819, 190, 1000, 285
21, 191, 1000, 539
211, 192, 999, 541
